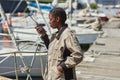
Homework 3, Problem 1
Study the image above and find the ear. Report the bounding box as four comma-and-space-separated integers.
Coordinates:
56, 17, 60, 22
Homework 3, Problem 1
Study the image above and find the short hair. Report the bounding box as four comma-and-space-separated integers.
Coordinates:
49, 7, 67, 24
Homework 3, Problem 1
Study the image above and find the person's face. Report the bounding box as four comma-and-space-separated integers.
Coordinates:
49, 14, 59, 29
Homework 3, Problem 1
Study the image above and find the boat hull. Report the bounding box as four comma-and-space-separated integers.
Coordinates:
0, 52, 47, 77
76, 33, 99, 44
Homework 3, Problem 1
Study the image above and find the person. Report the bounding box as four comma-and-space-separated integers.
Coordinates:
35, 7, 83, 80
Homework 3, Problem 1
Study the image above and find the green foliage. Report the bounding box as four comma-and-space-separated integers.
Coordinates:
90, 3, 99, 9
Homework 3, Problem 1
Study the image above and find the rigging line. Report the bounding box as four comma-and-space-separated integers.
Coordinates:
11, 0, 23, 16
5, 2, 30, 71
1, 2, 42, 79
33, 1, 50, 79
26, 44, 39, 80
23, 5, 28, 13
10, 0, 16, 13
0, 66, 41, 69
25, 34, 45, 80
35, 0, 52, 35
19, 43, 33, 50
0, 54, 12, 64
39, 50, 45, 80
16, 38, 42, 80
0, 66, 14, 69
26, 37, 44, 80
0, 3, 31, 77
37, 37, 46, 80
0, 70, 21, 75
29, 13, 38, 25
0, 3, 18, 50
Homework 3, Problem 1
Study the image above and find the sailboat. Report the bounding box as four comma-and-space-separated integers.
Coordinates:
0, 1, 48, 79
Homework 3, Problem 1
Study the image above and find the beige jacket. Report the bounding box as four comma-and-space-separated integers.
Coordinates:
43, 27, 83, 80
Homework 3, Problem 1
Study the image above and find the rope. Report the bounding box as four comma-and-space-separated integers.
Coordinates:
0, 70, 21, 75
0, 67, 42, 76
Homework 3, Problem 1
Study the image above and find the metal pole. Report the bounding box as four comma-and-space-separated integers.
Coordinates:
69, 0, 72, 28
13, 53, 19, 80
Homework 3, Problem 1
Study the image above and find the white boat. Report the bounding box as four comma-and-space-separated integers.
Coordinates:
8, 11, 103, 45
70, 26, 102, 44
0, 33, 47, 77
0, 45, 47, 78
12, 25, 102, 44
0, 2, 48, 78
3, 12, 101, 45
0, 50, 47, 77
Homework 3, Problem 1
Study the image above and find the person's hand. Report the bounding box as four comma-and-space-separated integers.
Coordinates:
57, 66, 64, 73
35, 26, 46, 36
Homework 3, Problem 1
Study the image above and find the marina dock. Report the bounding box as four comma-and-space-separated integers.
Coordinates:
76, 21, 120, 80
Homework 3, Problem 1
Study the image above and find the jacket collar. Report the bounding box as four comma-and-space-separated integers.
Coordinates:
56, 24, 68, 40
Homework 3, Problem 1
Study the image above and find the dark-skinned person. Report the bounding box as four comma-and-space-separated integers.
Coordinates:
35, 7, 83, 80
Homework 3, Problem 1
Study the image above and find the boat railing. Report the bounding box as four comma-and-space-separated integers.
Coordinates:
0, 48, 47, 80
0, 2, 47, 79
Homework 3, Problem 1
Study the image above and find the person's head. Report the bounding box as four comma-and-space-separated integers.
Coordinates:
49, 7, 67, 29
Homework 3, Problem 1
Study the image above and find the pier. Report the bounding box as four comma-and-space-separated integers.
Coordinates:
76, 21, 120, 80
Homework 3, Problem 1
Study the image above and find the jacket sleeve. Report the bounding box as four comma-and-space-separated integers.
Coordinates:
60, 33, 83, 71
41, 34, 50, 49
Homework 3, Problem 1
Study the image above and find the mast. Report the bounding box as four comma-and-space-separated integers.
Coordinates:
68, 0, 72, 28
52, 0, 58, 7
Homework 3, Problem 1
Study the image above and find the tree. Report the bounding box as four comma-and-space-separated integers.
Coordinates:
90, 3, 99, 9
